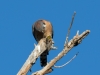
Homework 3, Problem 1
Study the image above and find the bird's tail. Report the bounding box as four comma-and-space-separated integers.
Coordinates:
40, 49, 48, 67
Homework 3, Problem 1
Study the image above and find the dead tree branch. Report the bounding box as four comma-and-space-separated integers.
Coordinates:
32, 30, 90, 75
17, 38, 53, 75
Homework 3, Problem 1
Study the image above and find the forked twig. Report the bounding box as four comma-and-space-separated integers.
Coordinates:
54, 12, 77, 68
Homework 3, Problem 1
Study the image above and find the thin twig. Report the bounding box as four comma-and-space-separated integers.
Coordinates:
54, 52, 79, 68
64, 11, 76, 46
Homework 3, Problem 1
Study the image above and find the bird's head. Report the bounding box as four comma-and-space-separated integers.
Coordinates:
34, 20, 46, 33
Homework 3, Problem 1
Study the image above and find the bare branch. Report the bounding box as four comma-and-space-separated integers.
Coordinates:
17, 38, 53, 75
32, 30, 90, 75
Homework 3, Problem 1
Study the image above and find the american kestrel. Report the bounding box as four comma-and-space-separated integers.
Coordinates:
32, 19, 53, 67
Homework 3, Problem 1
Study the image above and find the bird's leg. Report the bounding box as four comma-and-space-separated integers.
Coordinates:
51, 39, 57, 50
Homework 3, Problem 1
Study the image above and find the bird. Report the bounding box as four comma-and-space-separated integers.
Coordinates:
32, 19, 53, 67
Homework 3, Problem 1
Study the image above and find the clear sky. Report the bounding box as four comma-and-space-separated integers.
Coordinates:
0, 0, 100, 75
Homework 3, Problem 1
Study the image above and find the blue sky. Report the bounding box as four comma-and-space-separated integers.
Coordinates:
0, 0, 100, 75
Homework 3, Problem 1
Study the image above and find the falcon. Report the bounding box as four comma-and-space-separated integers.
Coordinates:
32, 19, 53, 67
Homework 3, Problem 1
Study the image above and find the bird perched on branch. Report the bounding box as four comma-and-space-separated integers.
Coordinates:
32, 19, 53, 67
